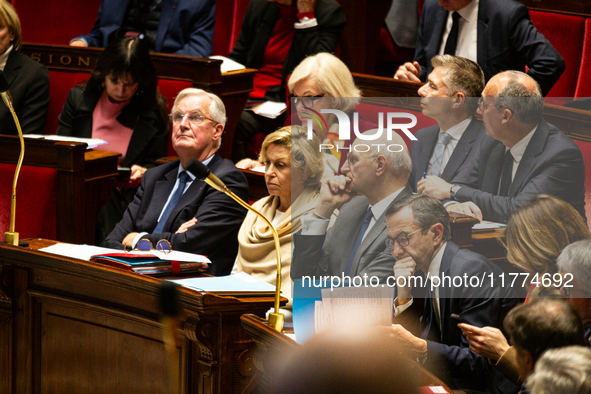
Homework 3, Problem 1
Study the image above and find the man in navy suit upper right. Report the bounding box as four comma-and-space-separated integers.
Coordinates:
418, 70, 586, 224
394, 0, 564, 96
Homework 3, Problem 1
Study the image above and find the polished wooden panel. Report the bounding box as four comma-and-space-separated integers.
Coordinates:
241, 169, 268, 202
0, 241, 278, 394
20, 44, 257, 160
0, 135, 119, 244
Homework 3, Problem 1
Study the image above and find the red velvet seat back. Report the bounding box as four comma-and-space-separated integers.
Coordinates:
0, 164, 57, 240
13, 0, 102, 45
575, 19, 591, 98
157, 79, 193, 156
529, 11, 585, 98
213, 0, 250, 56
45, 71, 91, 135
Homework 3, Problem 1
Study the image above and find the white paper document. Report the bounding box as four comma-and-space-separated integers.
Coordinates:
314, 286, 394, 334
209, 55, 246, 73
251, 101, 287, 119
171, 271, 276, 293
25, 134, 108, 149
472, 221, 506, 232
39, 243, 210, 263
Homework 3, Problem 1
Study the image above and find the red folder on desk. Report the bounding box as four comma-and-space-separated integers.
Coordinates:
91, 253, 209, 275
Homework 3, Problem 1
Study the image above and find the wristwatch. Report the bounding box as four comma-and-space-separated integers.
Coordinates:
450, 185, 461, 200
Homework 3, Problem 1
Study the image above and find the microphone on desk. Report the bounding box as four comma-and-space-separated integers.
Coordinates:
0, 70, 26, 246
159, 281, 181, 394
185, 158, 285, 332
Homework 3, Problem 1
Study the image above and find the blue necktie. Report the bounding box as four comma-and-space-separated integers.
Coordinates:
153, 171, 189, 234
343, 209, 374, 276
428, 132, 453, 176
444, 11, 461, 55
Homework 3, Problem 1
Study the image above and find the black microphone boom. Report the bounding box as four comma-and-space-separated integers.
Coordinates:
184, 158, 285, 332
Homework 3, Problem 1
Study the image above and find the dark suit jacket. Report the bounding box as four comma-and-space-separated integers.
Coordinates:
0, 51, 50, 135
102, 155, 249, 276
409, 116, 485, 192
415, 0, 564, 96
228, 0, 345, 102
395, 242, 518, 393
72, 0, 215, 57
56, 87, 169, 169
291, 185, 412, 282
451, 120, 587, 223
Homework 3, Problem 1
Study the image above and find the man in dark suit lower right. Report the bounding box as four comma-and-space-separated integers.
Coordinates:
409, 54, 486, 192
418, 70, 586, 224
383, 194, 517, 393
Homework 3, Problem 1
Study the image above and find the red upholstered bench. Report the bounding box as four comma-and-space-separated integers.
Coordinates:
575, 18, 591, 98
0, 164, 57, 240
15, 0, 249, 59
14, 0, 102, 46
529, 10, 585, 101
44, 71, 91, 135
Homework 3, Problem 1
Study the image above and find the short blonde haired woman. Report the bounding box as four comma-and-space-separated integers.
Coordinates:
235, 126, 325, 309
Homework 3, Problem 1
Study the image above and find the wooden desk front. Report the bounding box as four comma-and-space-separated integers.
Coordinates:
0, 239, 277, 394
0, 135, 119, 244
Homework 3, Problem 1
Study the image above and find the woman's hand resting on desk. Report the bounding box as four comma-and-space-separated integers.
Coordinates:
235, 158, 263, 171
128, 165, 147, 188
458, 323, 510, 361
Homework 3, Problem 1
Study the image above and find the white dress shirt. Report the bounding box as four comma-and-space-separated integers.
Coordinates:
301, 186, 407, 236
426, 117, 472, 176
438, 0, 479, 62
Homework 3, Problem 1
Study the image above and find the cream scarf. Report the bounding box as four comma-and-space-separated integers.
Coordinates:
236, 187, 320, 305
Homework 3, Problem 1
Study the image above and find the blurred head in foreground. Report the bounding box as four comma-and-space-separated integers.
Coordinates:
271, 328, 420, 394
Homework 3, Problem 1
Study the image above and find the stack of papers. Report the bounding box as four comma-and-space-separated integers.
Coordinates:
472, 221, 507, 232
209, 55, 246, 73
25, 134, 107, 149
39, 243, 210, 275
171, 272, 276, 297
314, 287, 394, 334
251, 101, 287, 119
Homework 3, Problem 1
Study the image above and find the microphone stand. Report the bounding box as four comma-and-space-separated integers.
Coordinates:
2, 89, 24, 246
200, 174, 284, 332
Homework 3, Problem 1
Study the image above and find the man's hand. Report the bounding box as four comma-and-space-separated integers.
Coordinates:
393, 256, 416, 305
458, 323, 510, 361
122, 232, 140, 249
314, 175, 353, 218
378, 324, 428, 356
394, 61, 422, 82
446, 202, 483, 221
297, 0, 316, 13
176, 218, 197, 234
70, 40, 87, 47
417, 176, 453, 199
235, 158, 263, 170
